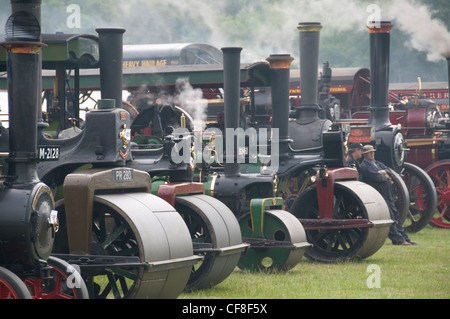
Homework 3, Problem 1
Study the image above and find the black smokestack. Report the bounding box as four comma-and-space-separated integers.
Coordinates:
222, 47, 242, 177
2, 0, 44, 185
289, 22, 331, 151
297, 22, 321, 120
96, 28, 126, 108
367, 21, 393, 130
266, 54, 294, 159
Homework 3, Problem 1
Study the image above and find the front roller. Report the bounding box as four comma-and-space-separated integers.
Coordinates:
291, 181, 393, 263
53, 168, 200, 299
174, 194, 248, 291
238, 198, 310, 272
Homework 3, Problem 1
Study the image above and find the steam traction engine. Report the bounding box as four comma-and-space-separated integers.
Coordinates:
382, 57, 450, 229
351, 22, 438, 232
205, 47, 311, 271
0, 0, 88, 299
387, 77, 450, 229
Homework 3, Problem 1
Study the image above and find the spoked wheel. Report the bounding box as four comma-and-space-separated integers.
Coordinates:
290, 181, 392, 263
24, 256, 89, 299
387, 168, 410, 224
175, 195, 246, 291
401, 162, 438, 232
425, 160, 450, 228
238, 210, 309, 272
54, 193, 196, 299
0, 267, 31, 299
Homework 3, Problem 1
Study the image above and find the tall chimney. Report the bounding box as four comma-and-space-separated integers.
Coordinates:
366, 21, 406, 170
96, 28, 126, 109
367, 21, 393, 130
2, 0, 44, 185
266, 54, 294, 159
297, 22, 322, 121
289, 22, 331, 151
222, 47, 242, 177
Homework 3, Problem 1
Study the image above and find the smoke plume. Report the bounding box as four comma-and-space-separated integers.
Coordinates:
386, 0, 450, 61
175, 78, 208, 131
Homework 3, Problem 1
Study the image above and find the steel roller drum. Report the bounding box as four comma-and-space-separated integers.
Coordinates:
94, 192, 196, 298
291, 181, 393, 262
335, 181, 392, 259
175, 194, 247, 291
238, 209, 310, 271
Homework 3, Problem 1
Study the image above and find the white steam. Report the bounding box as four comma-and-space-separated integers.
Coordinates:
175, 78, 208, 131
115, 0, 450, 63
385, 0, 450, 61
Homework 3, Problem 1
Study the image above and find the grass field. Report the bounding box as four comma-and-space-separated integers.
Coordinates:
180, 225, 449, 299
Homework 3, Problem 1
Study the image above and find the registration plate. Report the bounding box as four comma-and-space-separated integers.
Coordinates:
112, 168, 134, 182
38, 146, 60, 161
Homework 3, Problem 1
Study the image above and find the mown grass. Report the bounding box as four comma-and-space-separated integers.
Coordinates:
180, 225, 449, 299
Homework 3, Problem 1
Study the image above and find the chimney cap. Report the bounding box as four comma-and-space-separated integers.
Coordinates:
96, 28, 126, 34
367, 21, 393, 33
266, 54, 294, 69
297, 22, 322, 32
221, 47, 242, 53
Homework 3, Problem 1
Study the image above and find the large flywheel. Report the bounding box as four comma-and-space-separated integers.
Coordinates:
174, 194, 247, 291
290, 181, 392, 263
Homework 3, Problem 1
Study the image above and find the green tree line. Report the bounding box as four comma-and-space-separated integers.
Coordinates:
1, 0, 448, 82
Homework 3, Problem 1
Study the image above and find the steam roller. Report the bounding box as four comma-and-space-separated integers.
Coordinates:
96, 27, 248, 292
52, 168, 201, 299
290, 175, 392, 263
200, 47, 309, 272
260, 25, 393, 264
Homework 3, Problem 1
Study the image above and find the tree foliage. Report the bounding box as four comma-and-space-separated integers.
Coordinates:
0, 0, 448, 82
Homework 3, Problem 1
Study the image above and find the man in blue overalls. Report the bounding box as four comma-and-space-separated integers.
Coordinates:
359, 145, 417, 246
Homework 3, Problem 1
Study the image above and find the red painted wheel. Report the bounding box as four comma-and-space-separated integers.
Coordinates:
426, 160, 450, 228
401, 162, 437, 232
0, 267, 31, 299
24, 256, 88, 299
